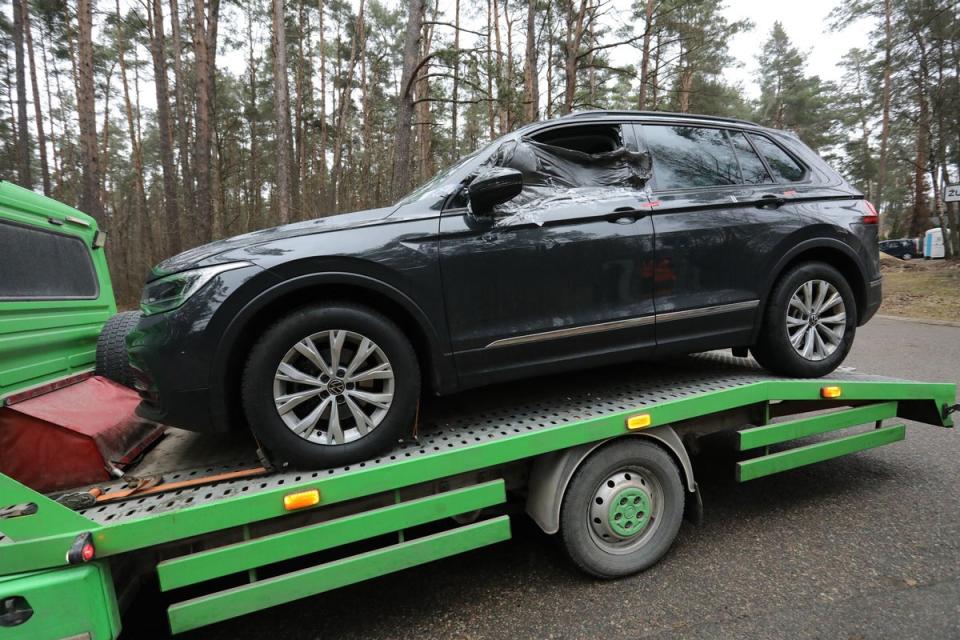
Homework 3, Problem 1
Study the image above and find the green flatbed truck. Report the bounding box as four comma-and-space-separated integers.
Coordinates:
0, 354, 955, 638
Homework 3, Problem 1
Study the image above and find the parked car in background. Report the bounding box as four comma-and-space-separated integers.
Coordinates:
128, 110, 882, 468
880, 238, 918, 260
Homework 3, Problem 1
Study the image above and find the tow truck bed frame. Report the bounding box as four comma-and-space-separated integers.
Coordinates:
0, 354, 954, 638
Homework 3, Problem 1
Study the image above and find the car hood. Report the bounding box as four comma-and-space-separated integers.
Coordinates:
150, 205, 398, 279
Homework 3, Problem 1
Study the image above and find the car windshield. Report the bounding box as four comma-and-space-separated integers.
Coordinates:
396, 136, 510, 206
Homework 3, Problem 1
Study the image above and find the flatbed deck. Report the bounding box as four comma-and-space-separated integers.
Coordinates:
1, 353, 954, 639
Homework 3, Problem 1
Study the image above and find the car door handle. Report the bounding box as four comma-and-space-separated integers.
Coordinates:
756, 194, 787, 209
606, 207, 646, 224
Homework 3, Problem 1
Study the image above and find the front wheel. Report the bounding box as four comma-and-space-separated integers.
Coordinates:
559, 439, 685, 578
242, 303, 420, 468
751, 261, 857, 378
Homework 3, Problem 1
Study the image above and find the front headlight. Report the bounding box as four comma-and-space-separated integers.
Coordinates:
140, 262, 251, 316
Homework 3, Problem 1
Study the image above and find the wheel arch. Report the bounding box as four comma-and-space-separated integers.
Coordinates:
209, 272, 455, 433
758, 238, 870, 330
525, 426, 698, 535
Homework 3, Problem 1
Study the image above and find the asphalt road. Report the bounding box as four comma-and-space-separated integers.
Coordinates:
134, 316, 960, 640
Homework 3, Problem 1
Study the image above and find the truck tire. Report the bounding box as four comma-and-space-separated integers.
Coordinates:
242, 303, 420, 469
95, 310, 142, 389
751, 262, 857, 378
559, 439, 684, 578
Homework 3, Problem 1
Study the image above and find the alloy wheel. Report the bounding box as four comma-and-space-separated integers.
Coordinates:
786, 279, 847, 362
272, 329, 395, 445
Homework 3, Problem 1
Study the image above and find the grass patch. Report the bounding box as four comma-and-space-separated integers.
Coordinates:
879, 254, 960, 322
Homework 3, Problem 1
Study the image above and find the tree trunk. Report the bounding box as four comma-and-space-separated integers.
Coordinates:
272, 0, 294, 223
637, 0, 654, 109
522, 0, 538, 123
12, 0, 31, 187
148, 0, 182, 256
169, 0, 193, 210
38, 26, 59, 184
562, 0, 588, 114
76, 0, 101, 219
876, 0, 893, 212
193, 0, 216, 240
294, 0, 307, 216
332, 0, 365, 209
318, 0, 328, 208
245, 0, 262, 227
115, 0, 152, 264
486, 0, 495, 138
23, 0, 48, 194
910, 80, 929, 238
391, 0, 425, 201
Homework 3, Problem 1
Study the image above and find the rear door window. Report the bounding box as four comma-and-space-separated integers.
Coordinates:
0, 220, 99, 299
747, 134, 806, 182
643, 125, 740, 190
729, 132, 772, 184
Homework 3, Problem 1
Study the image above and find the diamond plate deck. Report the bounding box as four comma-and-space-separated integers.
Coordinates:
67, 354, 891, 528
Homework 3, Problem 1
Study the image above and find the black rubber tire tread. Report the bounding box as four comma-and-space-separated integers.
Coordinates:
242, 303, 420, 469
95, 310, 142, 388
751, 261, 857, 378
559, 439, 685, 579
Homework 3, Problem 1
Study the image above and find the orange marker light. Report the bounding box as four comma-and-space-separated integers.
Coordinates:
626, 414, 652, 430
820, 386, 842, 399
283, 489, 320, 511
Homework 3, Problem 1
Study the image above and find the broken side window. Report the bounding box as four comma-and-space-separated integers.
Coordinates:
477, 124, 652, 225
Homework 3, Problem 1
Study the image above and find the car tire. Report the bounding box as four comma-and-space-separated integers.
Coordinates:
559, 439, 684, 579
95, 310, 142, 389
751, 261, 857, 378
902, 253, 912, 260
242, 303, 420, 469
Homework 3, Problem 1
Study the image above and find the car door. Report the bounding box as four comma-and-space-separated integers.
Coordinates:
438, 122, 656, 387
635, 123, 804, 353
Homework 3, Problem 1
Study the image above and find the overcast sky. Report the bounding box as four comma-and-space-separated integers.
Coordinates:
721, 0, 872, 98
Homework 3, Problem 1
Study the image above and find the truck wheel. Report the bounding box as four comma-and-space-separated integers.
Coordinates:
242, 303, 420, 469
751, 262, 857, 378
95, 310, 142, 389
559, 439, 684, 578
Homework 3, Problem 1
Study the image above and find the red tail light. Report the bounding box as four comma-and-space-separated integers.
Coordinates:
862, 201, 879, 225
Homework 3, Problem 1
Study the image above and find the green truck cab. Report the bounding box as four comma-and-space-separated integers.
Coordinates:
0, 181, 116, 402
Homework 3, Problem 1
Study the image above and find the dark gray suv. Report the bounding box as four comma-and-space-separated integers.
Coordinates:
129, 110, 881, 468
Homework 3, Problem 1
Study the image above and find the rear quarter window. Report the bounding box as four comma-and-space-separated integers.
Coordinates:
747, 134, 806, 182
0, 220, 99, 299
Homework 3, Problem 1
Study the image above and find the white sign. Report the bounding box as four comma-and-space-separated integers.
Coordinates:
946, 184, 960, 203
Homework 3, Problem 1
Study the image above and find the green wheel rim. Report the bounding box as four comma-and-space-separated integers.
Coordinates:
607, 487, 651, 537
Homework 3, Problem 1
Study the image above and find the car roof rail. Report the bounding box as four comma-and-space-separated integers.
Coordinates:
561, 109, 760, 128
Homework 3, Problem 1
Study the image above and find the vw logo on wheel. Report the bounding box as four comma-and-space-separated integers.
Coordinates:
327, 379, 346, 395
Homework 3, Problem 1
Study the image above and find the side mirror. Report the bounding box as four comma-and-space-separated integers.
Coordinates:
468, 168, 523, 215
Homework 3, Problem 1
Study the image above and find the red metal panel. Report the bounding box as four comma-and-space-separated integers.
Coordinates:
0, 376, 164, 492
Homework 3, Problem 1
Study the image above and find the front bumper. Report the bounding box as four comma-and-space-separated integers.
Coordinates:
860, 277, 882, 325
126, 265, 265, 433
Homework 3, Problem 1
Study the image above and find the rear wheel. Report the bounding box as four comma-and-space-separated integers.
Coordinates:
751, 262, 857, 377
559, 439, 684, 578
242, 303, 420, 468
